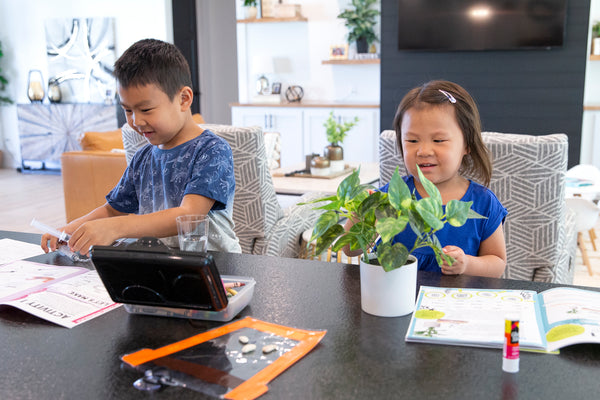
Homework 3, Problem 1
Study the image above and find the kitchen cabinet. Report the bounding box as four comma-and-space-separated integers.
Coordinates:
231, 106, 304, 167
231, 104, 380, 168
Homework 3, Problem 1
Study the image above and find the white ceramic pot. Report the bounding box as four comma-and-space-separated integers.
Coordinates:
245, 6, 258, 19
360, 255, 418, 317
594, 38, 600, 56
329, 160, 345, 173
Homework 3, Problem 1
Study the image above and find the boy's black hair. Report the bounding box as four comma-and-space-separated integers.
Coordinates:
113, 39, 192, 100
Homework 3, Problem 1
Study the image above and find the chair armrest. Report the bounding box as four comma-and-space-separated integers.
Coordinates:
253, 192, 328, 258
61, 151, 127, 222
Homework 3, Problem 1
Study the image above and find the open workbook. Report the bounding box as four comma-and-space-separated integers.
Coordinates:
0, 260, 120, 328
405, 286, 600, 352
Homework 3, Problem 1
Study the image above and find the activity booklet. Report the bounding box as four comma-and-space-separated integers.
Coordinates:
405, 286, 600, 352
0, 260, 121, 328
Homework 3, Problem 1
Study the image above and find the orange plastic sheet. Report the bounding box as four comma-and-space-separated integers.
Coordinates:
121, 317, 326, 399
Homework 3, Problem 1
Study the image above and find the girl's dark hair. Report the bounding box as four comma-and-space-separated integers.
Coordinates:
113, 39, 192, 100
392, 80, 492, 187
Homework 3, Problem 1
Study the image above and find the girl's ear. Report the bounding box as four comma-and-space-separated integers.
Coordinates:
179, 86, 194, 111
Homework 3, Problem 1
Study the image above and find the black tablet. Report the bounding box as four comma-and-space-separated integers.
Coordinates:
90, 237, 228, 311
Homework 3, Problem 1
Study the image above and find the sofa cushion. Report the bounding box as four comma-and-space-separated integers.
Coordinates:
79, 128, 124, 151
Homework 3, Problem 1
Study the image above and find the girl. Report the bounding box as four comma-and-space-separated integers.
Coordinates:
347, 80, 507, 277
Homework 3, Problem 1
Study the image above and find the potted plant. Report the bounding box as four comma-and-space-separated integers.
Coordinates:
0, 40, 12, 105
323, 111, 359, 173
592, 21, 600, 56
337, 0, 380, 54
243, 0, 258, 19
306, 166, 483, 317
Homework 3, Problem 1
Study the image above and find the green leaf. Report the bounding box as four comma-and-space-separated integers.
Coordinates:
297, 194, 337, 206
377, 242, 409, 272
415, 198, 444, 231
416, 165, 442, 205
311, 211, 340, 241
388, 167, 412, 210
315, 224, 345, 255
446, 200, 472, 227
331, 233, 355, 252
337, 169, 361, 202
376, 215, 409, 243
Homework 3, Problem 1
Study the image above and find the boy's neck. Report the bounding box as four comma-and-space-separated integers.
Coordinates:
159, 116, 204, 149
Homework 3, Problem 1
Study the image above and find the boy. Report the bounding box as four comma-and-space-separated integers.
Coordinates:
41, 39, 241, 255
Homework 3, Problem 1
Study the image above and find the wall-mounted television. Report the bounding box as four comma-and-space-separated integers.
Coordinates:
397, 0, 568, 51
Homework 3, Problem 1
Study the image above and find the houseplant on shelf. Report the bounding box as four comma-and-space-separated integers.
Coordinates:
0, 40, 12, 105
337, 0, 380, 54
306, 166, 484, 317
592, 21, 600, 56
243, 0, 258, 19
323, 111, 359, 173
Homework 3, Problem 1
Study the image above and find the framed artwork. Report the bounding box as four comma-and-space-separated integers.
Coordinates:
271, 82, 282, 95
329, 44, 349, 60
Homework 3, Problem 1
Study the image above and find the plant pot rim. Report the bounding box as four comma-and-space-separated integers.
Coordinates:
363, 254, 417, 268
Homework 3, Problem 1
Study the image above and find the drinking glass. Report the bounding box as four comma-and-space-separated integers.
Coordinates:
176, 215, 208, 252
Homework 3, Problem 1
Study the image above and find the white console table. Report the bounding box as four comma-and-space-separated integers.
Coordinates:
16, 103, 118, 171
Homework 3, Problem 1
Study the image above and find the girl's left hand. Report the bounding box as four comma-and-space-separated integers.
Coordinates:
441, 246, 467, 275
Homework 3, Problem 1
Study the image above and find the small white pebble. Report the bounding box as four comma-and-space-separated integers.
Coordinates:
241, 344, 256, 354
238, 336, 249, 344
262, 345, 277, 354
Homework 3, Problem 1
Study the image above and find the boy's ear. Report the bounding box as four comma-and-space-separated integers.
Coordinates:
178, 86, 194, 111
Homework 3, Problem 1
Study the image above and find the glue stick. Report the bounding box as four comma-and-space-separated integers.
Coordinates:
502, 314, 520, 373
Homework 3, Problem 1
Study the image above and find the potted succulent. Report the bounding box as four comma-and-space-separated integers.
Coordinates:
337, 0, 380, 54
243, 0, 258, 19
306, 166, 483, 317
323, 111, 359, 173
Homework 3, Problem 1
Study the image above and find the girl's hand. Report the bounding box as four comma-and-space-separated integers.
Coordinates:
440, 245, 467, 275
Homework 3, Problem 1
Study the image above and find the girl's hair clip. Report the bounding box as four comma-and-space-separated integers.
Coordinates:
438, 89, 457, 104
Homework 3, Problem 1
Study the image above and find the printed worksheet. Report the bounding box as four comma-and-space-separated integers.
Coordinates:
0, 260, 121, 328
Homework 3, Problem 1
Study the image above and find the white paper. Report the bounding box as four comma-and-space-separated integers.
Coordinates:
0, 238, 45, 265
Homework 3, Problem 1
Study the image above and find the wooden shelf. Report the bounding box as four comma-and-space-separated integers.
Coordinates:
322, 59, 380, 65
590, 55, 600, 61
237, 16, 307, 24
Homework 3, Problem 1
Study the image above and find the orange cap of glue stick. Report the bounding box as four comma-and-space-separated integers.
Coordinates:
502, 314, 520, 373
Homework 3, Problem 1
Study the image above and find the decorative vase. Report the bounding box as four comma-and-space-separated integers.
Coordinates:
594, 38, 600, 56
356, 37, 369, 54
245, 6, 258, 19
360, 255, 418, 317
47, 79, 61, 103
27, 70, 45, 103
324, 143, 344, 173
310, 156, 330, 176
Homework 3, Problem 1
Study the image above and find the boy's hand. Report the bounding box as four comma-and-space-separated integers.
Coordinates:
68, 219, 121, 256
41, 231, 67, 253
440, 246, 467, 275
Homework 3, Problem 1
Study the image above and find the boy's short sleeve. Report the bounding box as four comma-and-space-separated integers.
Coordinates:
184, 136, 235, 210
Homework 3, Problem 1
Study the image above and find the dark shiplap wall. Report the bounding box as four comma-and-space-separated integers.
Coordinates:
380, 0, 590, 166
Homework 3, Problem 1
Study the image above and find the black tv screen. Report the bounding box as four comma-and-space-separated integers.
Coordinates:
397, 0, 568, 51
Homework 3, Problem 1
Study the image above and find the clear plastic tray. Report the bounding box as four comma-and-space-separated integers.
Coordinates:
123, 275, 255, 322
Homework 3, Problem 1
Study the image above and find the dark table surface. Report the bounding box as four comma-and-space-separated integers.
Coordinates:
2, 230, 600, 399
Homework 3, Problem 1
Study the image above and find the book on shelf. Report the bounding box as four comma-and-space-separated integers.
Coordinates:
0, 260, 121, 328
406, 286, 600, 353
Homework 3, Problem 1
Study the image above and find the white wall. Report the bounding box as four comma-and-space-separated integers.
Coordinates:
235, 0, 381, 104
581, 0, 600, 166
0, 0, 172, 168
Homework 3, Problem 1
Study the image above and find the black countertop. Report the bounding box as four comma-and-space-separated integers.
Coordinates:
1, 230, 599, 399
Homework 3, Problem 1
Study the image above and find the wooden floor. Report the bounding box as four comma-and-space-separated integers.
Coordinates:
0, 167, 598, 287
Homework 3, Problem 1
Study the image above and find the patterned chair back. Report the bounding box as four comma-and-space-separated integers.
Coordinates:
121, 123, 284, 254
379, 130, 575, 283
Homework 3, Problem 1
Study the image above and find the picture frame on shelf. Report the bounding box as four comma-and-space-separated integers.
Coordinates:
272, 82, 282, 95
329, 44, 349, 60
